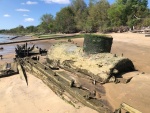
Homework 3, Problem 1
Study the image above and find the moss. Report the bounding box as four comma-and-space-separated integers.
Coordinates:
83, 34, 113, 54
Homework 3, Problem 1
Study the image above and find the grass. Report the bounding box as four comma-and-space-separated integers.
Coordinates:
33, 33, 110, 40
55, 34, 84, 40
33, 33, 84, 40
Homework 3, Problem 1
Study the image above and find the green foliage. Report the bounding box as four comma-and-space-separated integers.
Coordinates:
1, 0, 150, 34
142, 18, 150, 26
71, 0, 87, 31
39, 14, 54, 33
87, 0, 110, 32
84, 34, 113, 54
26, 26, 37, 33
108, 0, 149, 27
55, 7, 76, 33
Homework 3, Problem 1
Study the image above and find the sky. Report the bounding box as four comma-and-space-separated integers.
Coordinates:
0, 0, 149, 29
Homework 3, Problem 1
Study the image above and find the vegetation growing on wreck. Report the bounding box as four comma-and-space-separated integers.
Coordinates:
83, 34, 113, 54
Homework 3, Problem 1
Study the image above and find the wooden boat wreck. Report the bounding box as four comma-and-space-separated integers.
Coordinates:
15, 42, 47, 58
1, 35, 139, 113
0, 62, 18, 77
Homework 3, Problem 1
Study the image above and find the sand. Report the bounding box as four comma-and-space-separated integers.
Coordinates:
70, 32, 150, 113
0, 32, 150, 113
0, 73, 97, 113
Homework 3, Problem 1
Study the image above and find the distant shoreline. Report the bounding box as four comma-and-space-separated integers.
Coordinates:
0, 34, 77, 45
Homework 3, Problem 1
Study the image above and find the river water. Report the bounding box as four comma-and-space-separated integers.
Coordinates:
0, 34, 14, 43
0, 34, 47, 55
0, 34, 23, 57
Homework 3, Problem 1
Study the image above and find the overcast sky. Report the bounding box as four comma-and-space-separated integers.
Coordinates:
0, 0, 149, 29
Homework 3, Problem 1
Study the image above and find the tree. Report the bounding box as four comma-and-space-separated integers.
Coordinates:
55, 7, 76, 33
40, 14, 54, 33
25, 26, 37, 33
89, 0, 98, 7
87, 0, 110, 32
108, 0, 148, 28
71, 0, 87, 31
142, 17, 150, 27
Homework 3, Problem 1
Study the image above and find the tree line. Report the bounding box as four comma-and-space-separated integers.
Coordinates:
1, 0, 150, 34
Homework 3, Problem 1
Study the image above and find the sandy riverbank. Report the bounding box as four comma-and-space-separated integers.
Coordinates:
0, 32, 150, 113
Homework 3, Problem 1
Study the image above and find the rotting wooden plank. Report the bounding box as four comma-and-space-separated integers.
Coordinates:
56, 71, 74, 87
17, 62, 26, 81
0, 62, 19, 77
17, 60, 28, 85
11, 62, 18, 72
121, 103, 142, 113
21, 58, 112, 113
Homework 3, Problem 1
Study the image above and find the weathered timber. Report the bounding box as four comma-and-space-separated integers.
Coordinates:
58, 65, 106, 97
0, 62, 18, 77
17, 63, 25, 80
47, 42, 135, 83
121, 103, 142, 113
21, 57, 112, 113
115, 103, 142, 113
15, 43, 47, 58
56, 71, 74, 87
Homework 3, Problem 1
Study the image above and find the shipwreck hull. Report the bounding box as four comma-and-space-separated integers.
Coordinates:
47, 42, 134, 83
0, 62, 18, 78
83, 35, 113, 54
13, 35, 136, 113
19, 58, 112, 113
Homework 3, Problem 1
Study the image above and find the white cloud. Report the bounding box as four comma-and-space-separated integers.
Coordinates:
26, 1, 38, 5
23, 14, 28, 16
21, 1, 38, 5
3, 14, 10, 17
16, 9, 30, 12
43, 0, 70, 4
24, 18, 34, 22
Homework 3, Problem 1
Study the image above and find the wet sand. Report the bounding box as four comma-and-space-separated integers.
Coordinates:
0, 32, 150, 113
